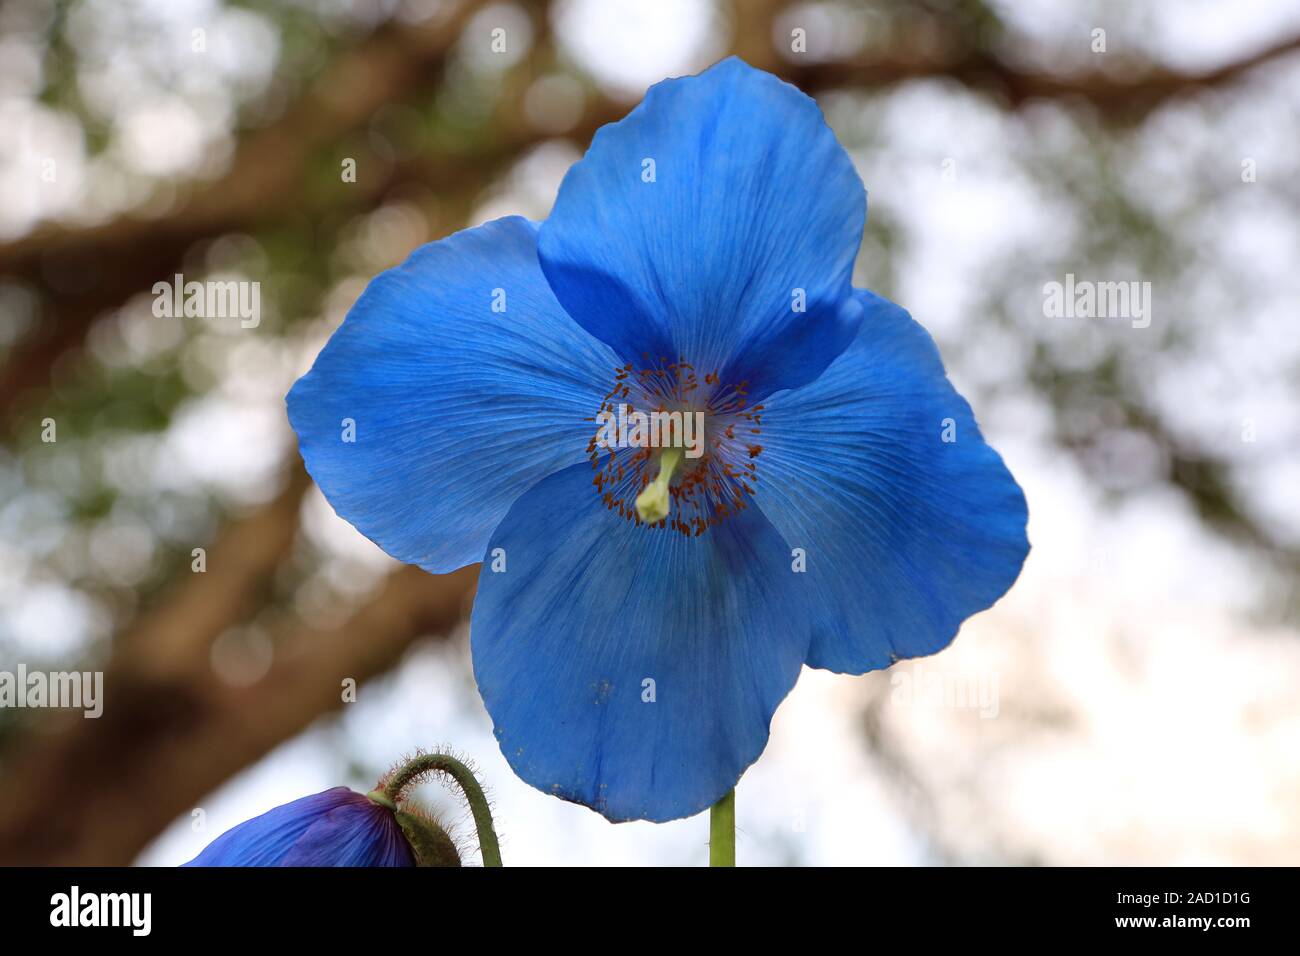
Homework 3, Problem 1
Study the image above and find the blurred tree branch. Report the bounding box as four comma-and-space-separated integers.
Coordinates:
5, 1, 1298, 418
0, 0, 496, 416
785, 31, 1300, 116
116, 465, 311, 682
0, 562, 478, 865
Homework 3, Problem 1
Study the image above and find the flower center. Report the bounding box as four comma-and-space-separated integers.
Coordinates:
586, 358, 764, 535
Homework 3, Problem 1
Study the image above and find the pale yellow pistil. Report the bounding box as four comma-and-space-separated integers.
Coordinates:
634, 446, 684, 523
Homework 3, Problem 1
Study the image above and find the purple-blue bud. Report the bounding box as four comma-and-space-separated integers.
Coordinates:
183, 787, 416, 867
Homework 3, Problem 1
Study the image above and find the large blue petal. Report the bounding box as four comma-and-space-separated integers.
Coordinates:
183, 788, 414, 867
537, 57, 865, 401
752, 290, 1030, 673
470, 462, 811, 823
287, 217, 618, 573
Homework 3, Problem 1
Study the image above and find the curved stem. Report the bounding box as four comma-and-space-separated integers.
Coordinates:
383, 753, 502, 867
709, 789, 735, 867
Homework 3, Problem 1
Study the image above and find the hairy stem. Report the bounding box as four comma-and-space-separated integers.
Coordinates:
383, 753, 502, 867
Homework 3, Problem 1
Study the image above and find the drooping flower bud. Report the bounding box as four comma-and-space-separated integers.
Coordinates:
183, 785, 457, 867
183, 748, 500, 867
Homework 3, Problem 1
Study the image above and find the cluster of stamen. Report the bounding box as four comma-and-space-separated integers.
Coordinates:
584, 355, 765, 536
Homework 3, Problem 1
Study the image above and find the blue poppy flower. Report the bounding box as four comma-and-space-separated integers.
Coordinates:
183, 788, 416, 866
287, 57, 1029, 823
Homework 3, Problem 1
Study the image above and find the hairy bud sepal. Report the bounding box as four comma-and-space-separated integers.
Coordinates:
395, 809, 462, 867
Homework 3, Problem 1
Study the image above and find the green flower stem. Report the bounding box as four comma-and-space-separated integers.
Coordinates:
383, 753, 502, 867
709, 789, 735, 867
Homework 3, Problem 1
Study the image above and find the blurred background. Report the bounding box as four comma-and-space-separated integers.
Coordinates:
1, 0, 1298, 866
